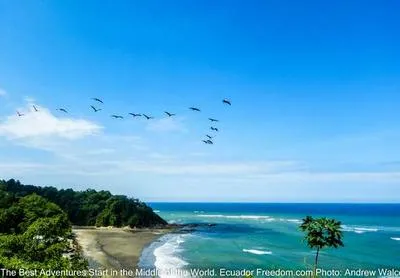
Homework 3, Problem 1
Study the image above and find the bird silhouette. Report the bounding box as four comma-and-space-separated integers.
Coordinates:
189, 107, 201, 112
129, 113, 142, 117
57, 108, 68, 113
165, 111, 176, 117
202, 140, 209, 144
33, 105, 39, 112
222, 99, 231, 105
92, 98, 104, 104
90, 105, 102, 112
206, 135, 213, 139
16, 111, 24, 117
111, 115, 124, 119
208, 118, 219, 122
206, 140, 214, 144
211, 127, 219, 132
143, 114, 154, 120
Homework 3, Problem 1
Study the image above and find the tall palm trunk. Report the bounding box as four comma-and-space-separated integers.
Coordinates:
313, 247, 320, 277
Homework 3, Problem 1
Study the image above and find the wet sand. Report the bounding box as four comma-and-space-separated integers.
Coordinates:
73, 227, 170, 277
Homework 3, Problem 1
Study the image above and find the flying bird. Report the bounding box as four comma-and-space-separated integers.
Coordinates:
206, 135, 213, 139
206, 140, 214, 144
57, 108, 68, 113
189, 107, 201, 112
143, 114, 154, 120
165, 111, 176, 117
16, 111, 24, 117
32, 105, 39, 112
92, 98, 104, 104
210, 127, 219, 132
90, 105, 102, 112
208, 118, 219, 122
129, 113, 142, 117
202, 140, 209, 144
222, 99, 231, 105
111, 115, 124, 119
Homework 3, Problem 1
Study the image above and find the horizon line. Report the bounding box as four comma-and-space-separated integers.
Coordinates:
145, 201, 400, 204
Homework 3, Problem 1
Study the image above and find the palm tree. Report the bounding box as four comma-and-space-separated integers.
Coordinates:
299, 216, 344, 276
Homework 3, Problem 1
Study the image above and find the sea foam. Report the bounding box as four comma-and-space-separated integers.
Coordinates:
342, 225, 379, 234
280, 218, 302, 224
197, 214, 303, 224
354, 227, 379, 232
243, 249, 273, 255
153, 234, 190, 278
197, 214, 272, 220
391, 237, 400, 241
286, 219, 302, 223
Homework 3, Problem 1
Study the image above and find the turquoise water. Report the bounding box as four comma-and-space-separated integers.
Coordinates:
139, 203, 400, 277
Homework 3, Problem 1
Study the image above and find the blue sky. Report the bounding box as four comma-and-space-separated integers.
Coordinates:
0, 1, 399, 202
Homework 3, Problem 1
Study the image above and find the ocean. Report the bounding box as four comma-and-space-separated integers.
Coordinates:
138, 203, 400, 277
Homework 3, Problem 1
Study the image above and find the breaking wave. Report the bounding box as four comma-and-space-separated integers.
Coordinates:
243, 249, 273, 255
196, 214, 302, 223
153, 234, 190, 278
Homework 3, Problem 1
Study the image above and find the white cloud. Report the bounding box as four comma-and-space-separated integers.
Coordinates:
0, 162, 56, 176
67, 159, 301, 176
24, 96, 36, 103
246, 171, 400, 183
8, 157, 399, 187
102, 159, 400, 184
86, 148, 116, 155
0, 104, 102, 140
147, 152, 175, 161
79, 157, 400, 184
0, 88, 7, 97
141, 161, 297, 175
0, 162, 50, 171
146, 117, 187, 132
188, 152, 209, 157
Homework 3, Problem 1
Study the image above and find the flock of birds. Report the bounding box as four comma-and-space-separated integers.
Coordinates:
16, 98, 232, 145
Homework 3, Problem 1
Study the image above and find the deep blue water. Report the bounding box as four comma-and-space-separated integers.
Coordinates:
139, 203, 400, 277
150, 202, 400, 218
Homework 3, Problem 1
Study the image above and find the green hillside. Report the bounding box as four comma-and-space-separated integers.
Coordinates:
0, 179, 167, 228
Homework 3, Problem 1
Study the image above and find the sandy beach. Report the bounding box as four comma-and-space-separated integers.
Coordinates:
73, 227, 170, 277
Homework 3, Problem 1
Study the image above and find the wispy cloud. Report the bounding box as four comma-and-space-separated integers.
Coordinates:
380, 160, 400, 166
137, 160, 300, 175
0, 162, 55, 175
147, 152, 175, 161
4, 157, 399, 186
0, 88, 7, 97
0, 104, 102, 140
24, 96, 36, 103
86, 159, 400, 184
146, 117, 187, 133
188, 152, 209, 157
86, 148, 116, 155
60, 159, 301, 176
246, 171, 400, 183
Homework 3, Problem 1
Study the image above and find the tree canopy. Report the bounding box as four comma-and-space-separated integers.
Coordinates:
0, 178, 167, 277
0, 179, 167, 228
299, 216, 344, 274
0, 192, 87, 277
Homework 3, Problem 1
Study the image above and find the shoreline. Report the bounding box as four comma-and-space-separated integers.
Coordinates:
73, 226, 174, 277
